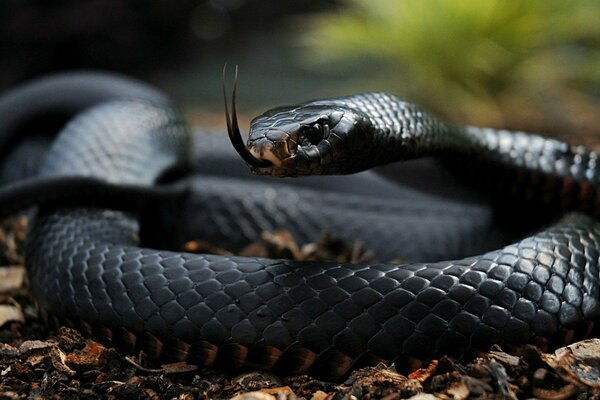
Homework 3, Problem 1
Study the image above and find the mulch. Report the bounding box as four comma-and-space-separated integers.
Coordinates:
1, 217, 599, 399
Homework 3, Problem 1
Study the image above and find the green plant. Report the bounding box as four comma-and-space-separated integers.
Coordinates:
301, 0, 600, 136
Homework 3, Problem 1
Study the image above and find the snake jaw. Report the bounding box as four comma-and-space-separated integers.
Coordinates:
248, 132, 298, 163
248, 141, 283, 167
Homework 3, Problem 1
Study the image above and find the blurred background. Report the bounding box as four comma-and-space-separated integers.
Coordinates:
2, 0, 600, 146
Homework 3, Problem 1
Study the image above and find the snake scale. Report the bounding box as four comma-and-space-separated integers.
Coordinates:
0, 71, 599, 380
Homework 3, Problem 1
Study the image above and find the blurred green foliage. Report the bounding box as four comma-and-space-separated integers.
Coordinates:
301, 0, 600, 135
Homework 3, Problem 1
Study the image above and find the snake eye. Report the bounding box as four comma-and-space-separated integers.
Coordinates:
305, 123, 326, 145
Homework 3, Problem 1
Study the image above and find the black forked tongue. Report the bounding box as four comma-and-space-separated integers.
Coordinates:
222, 65, 272, 168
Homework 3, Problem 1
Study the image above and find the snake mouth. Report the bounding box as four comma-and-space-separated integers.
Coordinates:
248, 137, 296, 164
223, 65, 272, 169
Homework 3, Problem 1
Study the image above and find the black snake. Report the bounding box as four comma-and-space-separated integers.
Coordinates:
1, 71, 599, 380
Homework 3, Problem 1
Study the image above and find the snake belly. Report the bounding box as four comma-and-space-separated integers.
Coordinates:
2, 75, 599, 381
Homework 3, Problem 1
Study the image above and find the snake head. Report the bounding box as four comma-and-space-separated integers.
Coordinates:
246, 103, 370, 177
223, 66, 372, 177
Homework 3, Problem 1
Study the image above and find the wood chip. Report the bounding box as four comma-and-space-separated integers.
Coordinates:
489, 349, 521, 367
310, 390, 333, 400
66, 340, 109, 371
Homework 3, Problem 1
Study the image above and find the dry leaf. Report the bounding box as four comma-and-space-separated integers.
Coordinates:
408, 360, 438, 382
0, 266, 25, 293
0, 304, 24, 327
50, 346, 76, 376
445, 381, 469, 400
229, 392, 277, 400
160, 361, 198, 374
405, 394, 441, 400
542, 339, 600, 388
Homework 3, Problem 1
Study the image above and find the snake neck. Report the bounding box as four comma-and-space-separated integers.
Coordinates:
456, 126, 600, 214
334, 93, 600, 215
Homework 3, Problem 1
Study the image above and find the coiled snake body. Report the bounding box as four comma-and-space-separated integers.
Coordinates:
1, 72, 599, 380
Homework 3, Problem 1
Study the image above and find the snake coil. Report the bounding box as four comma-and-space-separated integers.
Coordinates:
0, 72, 599, 380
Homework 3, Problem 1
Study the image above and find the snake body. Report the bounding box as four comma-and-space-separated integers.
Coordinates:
2, 73, 599, 380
